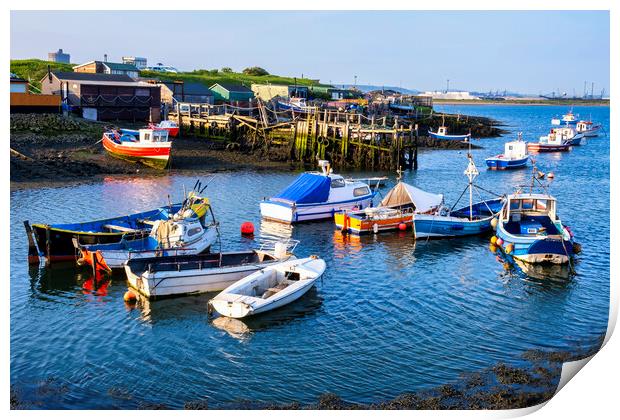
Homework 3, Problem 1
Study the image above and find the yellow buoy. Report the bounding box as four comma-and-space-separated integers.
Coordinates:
505, 243, 514, 254
490, 236, 498, 245
489, 244, 498, 253
124, 290, 137, 302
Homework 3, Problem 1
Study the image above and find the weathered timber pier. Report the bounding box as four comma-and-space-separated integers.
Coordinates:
167, 101, 503, 171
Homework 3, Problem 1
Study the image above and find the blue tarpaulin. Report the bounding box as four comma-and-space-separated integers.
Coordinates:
273, 173, 331, 204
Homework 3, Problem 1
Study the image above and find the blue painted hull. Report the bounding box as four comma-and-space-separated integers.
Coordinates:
485, 156, 528, 170
428, 130, 470, 141
496, 222, 574, 264
413, 198, 503, 239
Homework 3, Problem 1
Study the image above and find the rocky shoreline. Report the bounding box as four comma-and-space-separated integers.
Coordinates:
10, 114, 504, 188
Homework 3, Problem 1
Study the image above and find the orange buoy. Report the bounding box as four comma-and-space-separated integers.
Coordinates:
505, 243, 514, 254
240, 221, 255, 236
398, 222, 408, 231
124, 290, 137, 302
490, 236, 498, 245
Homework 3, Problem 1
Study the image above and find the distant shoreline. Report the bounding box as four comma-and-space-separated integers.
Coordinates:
433, 99, 610, 106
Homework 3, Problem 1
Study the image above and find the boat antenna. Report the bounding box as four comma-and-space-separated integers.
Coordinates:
463, 143, 479, 221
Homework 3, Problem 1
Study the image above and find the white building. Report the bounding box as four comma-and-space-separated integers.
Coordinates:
419, 91, 480, 100
122, 56, 148, 70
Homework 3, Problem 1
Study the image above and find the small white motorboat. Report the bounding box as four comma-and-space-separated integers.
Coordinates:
209, 256, 326, 319
78, 194, 218, 269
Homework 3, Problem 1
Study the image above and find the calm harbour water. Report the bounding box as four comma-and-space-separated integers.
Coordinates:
10, 105, 609, 409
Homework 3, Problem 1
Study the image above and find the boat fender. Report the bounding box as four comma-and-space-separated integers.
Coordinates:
489, 244, 498, 253
373, 223, 379, 234
398, 223, 407, 231
490, 235, 498, 245
496, 238, 504, 247
124, 289, 137, 302
505, 243, 514, 254
490, 218, 498, 229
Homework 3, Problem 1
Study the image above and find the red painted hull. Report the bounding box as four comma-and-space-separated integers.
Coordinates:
527, 143, 570, 153
102, 134, 171, 169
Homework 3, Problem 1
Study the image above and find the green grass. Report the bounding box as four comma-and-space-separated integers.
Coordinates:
11, 59, 75, 90
10, 59, 332, 92
139, 69, 331, 89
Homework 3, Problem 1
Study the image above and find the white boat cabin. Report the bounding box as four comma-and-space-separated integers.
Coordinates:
436, 126, 449, 136
539, 127, 576, 144
118, 128, 169, 143
502, 139, 528, 159
500, 193, 557, 226
576, 121, 592, 133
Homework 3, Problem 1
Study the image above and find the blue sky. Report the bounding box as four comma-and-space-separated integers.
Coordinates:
10, 10, 610, 95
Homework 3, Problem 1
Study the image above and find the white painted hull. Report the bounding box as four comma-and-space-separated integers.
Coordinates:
125, 256, 296, 298
210, 257, 326, 318
260, 197, 373, 223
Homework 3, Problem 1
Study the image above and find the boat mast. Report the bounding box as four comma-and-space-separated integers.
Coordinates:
463, 145, 479, 221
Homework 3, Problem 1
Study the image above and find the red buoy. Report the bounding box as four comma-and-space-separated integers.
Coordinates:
398, 222, 408, 231
241, 222, 255, 236
124, 290, 137, 302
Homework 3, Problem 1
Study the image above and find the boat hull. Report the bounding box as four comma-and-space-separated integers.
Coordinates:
413, 214, 494, 239
209, 257, 325, 318
496, 224, 573, 265
428, 130, 470, 141
125, 257, 294, 299
260, 195, 373, 224
102, 134, 171, 169
527, 143, 571, 152
85, 226, 219, 269
29, 205, 180, 262
413, 199, 503, 239
334, 210, 413, 234
485, 156, 528, 170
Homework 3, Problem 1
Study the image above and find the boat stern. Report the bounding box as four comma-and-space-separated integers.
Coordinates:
210, 294, 255, 318
260, 200, 295, 224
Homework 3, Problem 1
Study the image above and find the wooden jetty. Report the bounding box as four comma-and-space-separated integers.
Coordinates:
167, 100, 493, 171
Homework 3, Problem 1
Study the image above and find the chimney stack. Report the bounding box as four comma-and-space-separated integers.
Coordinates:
47, 65, 52, 82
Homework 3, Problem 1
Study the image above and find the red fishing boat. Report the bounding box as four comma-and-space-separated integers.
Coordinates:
102, 128, 172, 169
149, 120, 179, 137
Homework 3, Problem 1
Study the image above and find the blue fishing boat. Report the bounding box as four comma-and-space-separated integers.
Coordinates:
428, 125, 470, 141
485, 133, 529, 170
77, 193, 219, 269
413, 156, 504, 239
494, 170, 575, 265
25, 204, 182, 263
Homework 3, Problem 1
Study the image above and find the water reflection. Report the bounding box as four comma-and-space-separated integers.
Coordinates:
210, 287, 323, 340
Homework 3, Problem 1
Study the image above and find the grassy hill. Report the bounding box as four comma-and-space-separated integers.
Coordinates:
11, 59, 75, 89
10, 59, 331, 91
139, 68, 331, 89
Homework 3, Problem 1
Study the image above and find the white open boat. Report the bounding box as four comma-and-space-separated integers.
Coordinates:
209, 256, 326, 318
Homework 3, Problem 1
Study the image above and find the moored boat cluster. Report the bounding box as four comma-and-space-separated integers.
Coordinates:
25, 109, 596, 318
